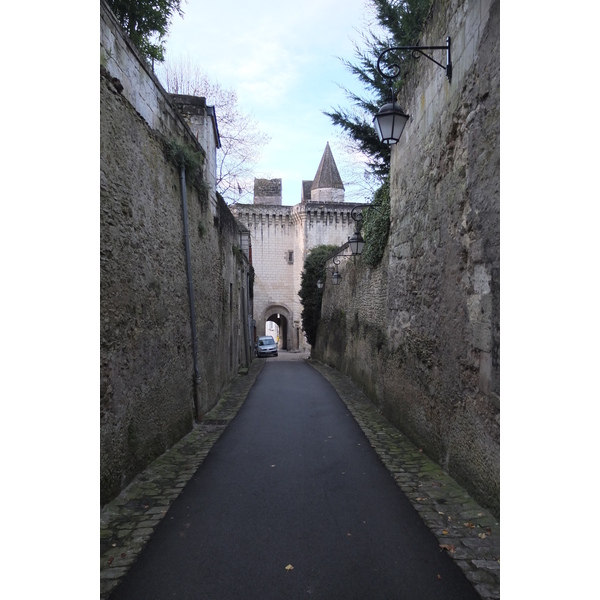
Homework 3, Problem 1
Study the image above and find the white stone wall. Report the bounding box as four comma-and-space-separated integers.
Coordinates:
232, 202, 363, 351
101, 2, 181, 137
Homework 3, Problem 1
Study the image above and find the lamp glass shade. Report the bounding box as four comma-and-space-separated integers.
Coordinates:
332, 271, 341, 285
373, 102, 409, 145
316, 279, 324, 289
348, 232, 366, 256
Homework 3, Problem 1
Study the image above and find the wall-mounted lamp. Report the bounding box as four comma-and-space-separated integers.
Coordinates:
331, 257, 342, 285
347, 204, 385, 256
373, 37, 452, 145
316, 278, 324, 289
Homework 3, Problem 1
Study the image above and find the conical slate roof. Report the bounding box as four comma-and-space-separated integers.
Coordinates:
311, 142, 345, 191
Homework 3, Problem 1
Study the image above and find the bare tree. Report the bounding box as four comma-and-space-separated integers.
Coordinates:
158, 57, 270, 203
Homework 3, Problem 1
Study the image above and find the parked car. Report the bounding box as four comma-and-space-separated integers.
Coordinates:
256, 336, 278, 358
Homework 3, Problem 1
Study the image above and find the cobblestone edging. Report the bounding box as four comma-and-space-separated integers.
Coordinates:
100, 359, 266, 600
308, 359, 500, 600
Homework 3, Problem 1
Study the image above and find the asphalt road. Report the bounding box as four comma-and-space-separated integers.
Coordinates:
109, 357, 480, 600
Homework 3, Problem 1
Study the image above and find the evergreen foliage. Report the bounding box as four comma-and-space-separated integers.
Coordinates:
299, 245, 338, 346
106, 0, 184, 62
324, 0, 432, 180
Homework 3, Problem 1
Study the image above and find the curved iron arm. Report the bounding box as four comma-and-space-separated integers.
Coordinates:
351, 203, 384, 225
376, 37, 452, 83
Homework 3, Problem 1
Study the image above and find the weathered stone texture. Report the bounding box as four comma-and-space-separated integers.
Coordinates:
100, 1, 251, 507
314, 0, 499, 516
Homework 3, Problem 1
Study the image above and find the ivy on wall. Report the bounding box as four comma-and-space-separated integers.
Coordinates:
165, 138, 205, 175
361, 178, 391, 267
299, 244, 339, 346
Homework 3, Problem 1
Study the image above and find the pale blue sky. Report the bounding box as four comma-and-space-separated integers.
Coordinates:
161, 0, 380, 205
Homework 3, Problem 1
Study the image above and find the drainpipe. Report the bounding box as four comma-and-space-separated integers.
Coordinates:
241, 273, 250, 369
180, 164, 202, 421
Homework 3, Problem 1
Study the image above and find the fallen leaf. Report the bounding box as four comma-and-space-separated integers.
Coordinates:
439, 544, 456, 553
285, 564, 294, 571
478, 533, 487, 539
464, 522, 476, 529
442, 530, 449, 535
107, 557, 114, 565
437, 574, 442, 580
120, 552, 127, 558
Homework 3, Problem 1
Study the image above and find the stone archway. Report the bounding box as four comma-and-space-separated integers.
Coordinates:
263, 305, 292, 351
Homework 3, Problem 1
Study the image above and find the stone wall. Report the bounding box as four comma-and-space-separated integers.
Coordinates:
100, 1, 252, 506
314, 0, 500, 516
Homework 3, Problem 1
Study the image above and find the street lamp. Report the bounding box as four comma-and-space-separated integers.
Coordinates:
347, 204, 385, 257
373, 101, 409, 146
348, 230, 366, 256
316, 278, 324, 289
331, 257, 342, 285
373, 37, 452, 145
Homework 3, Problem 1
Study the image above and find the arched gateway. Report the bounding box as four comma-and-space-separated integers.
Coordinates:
263, 305, 291, 351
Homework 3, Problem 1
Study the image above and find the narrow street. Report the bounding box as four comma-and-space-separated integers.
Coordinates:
106, 354, 483, 600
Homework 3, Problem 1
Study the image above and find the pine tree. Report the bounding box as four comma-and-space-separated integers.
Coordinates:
324, 0, 432, 180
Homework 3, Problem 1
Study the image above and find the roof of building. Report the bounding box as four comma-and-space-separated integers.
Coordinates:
311, 142, 345, 191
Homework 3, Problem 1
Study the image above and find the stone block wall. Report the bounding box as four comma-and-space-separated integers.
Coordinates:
254, 178, 283, 205
314, 0, 499, 515
100, 1, 251, 506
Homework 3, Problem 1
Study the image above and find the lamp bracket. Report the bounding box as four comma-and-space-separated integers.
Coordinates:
351, 203, 384, 224
377, 37, 452, 83
333, 255, 352, 265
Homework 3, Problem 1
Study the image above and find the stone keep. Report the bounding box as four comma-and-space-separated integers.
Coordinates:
231, 143, 364, 352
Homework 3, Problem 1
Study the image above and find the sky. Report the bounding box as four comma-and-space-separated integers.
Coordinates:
159, 0, 379, 205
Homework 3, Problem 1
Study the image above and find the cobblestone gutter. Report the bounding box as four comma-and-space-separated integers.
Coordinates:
308, 360, 500, 600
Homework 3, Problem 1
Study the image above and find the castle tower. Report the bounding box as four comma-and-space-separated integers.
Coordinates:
309, 142, 345, 203
231, 142, 365, 353
254, 178, 282, 205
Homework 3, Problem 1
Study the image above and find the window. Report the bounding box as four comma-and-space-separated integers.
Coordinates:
287, 251, 294, 264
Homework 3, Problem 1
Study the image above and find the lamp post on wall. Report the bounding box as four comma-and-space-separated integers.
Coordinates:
346, 204, 385, 257
373, 37, 452, 145
330, 257, 342, 285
